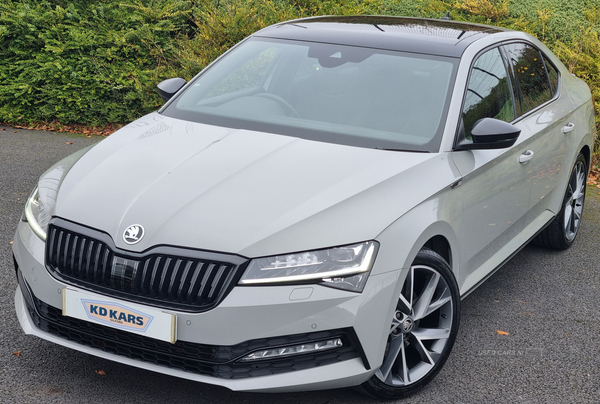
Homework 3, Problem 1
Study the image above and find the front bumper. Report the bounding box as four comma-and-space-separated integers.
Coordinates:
13, 220, 402, 392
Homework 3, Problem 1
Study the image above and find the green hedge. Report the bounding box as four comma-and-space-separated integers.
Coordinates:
0, 0, 191, 125
1, 0, 599, 146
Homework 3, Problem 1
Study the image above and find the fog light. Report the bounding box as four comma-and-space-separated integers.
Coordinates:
240, 338, 343, 361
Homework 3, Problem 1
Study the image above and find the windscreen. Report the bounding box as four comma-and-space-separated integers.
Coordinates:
162, 38, 458, 152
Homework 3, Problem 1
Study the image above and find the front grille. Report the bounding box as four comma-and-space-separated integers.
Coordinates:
45, 218, 248, 312
18, 273, 360, 379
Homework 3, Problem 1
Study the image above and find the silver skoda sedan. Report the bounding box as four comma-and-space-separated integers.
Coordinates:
13, 16, 595, 399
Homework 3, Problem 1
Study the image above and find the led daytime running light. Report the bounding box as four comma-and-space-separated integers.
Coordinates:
240, 338, 343, 361
24, 188, 47, 241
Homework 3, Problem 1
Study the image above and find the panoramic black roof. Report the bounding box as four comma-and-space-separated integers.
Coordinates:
254, 15, 509, 58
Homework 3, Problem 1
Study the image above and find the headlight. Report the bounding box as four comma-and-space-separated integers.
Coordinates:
22, 144, 96, 241
239, 241, 378, 292
24, 185, 56, 241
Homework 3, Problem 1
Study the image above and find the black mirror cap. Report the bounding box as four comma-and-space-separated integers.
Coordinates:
456, 118, 521, 150
157, 77, 187, 103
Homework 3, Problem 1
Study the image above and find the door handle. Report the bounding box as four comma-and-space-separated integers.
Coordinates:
518, 150, 534, 164
562, 122, 575, 134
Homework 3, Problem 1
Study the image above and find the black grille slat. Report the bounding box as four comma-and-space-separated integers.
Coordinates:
84, 240, 95, 282
208, 265, 227, 300
55, 231, 64, 272
149, 257, 162, 297
48, 227, 57, 264
62, 233, 71, 274
177, 261, 194, 302
196, 263, 216, 304
186, 262, 205, 304
167, 259, 184, 300
100, 247, 110, 285
140, 259, 152, 295
76, 237, 86, 278
92, 240, 102, 284
158, 257, 172, 298
69, 235, 79, 276
45, 222, 246, 312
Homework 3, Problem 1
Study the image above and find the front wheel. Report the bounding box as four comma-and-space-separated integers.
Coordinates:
361, 248, 460, 399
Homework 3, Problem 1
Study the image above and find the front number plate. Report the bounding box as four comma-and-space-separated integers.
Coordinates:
63, 288, 176, 343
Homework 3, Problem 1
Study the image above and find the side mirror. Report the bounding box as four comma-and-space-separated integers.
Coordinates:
456, 118, 521, 150
157, 78, 187, 102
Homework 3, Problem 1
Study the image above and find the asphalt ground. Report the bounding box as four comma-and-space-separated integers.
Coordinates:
1, 125, 599, 403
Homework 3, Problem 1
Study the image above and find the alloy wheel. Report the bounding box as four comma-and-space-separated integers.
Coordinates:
375, 264, 454, 387
563, 159, 586, 242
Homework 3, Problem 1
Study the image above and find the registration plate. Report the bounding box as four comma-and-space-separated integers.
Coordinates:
62, 288, 176, 343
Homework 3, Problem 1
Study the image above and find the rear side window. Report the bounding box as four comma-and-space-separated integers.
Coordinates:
502, 43, 552, 115
543, 56, 559, 96
462, 47, 515, 138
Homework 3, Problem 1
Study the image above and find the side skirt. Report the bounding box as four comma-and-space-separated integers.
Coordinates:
459, 210, 555, 299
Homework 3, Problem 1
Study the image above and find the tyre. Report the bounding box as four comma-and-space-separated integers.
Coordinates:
361, 248, 460, 399
534, 154, 587, 250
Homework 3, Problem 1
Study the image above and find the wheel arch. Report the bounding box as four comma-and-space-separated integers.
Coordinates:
579, 144, 591, 173
374, 205, 461, 283
399, 220, 460, 279
422, 235, 452, 268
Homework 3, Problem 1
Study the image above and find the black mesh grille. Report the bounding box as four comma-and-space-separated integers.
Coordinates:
45, 219, 248, 312
18, 273, 360, 380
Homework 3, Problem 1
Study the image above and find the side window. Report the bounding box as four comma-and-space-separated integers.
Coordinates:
462, 47, 514, 138
503, 43, 552, 115
543, 56, 559, 96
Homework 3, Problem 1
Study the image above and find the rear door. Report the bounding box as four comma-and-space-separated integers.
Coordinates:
500, 42, 570, 221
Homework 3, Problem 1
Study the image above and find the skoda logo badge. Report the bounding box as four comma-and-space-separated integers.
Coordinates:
123, 225, 145, 245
